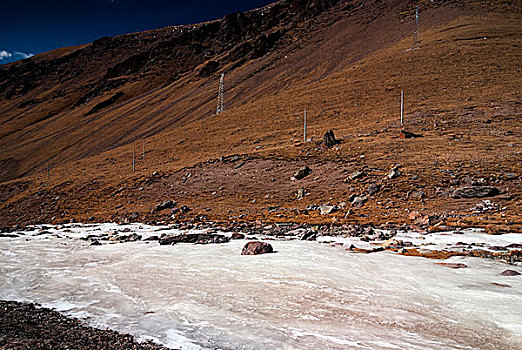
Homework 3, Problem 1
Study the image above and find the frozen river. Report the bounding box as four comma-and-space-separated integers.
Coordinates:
1, 224, 521, 349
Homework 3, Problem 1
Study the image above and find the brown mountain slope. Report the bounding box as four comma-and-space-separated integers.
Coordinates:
0, 0, 521, 228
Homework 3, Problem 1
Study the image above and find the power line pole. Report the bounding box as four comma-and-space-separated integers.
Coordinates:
216, 73, 225, 115
132, 149, 136, 173
412, 6, 419, 49
303, 109, 307, 142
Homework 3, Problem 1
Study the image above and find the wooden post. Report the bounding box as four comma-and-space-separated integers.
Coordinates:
133, 149, 136, 173
304, 109, 307, 142
142, 139, 145, 160
46, 161, 49, 179
400, 90, 404, 126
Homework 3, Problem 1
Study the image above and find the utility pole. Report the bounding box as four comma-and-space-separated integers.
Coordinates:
216, 73, 225, 115
132, 149, 136, 173
412, 6, 419, 49
401, 89, 404, 126
304, 109, 307, 142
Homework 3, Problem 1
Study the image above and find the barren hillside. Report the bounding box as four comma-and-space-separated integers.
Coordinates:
0, 0, 520, 229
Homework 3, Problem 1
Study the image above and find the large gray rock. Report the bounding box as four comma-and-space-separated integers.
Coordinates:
241, 241, 273, 255
451, 186, 500, 199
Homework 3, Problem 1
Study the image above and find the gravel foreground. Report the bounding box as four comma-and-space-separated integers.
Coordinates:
0, 300, 171, 350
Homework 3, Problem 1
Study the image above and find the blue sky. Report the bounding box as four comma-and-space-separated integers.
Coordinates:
0, 0, 274, 64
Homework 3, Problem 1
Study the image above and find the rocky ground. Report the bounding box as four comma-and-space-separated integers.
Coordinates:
0, 300, 169, 350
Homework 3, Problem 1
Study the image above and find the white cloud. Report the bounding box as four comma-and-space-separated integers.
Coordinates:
0, 50, 34, 64
0, 50, 13, 59
14, 52, 34, 59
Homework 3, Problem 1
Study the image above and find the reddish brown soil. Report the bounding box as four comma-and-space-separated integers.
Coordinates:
0, 0, 520, 228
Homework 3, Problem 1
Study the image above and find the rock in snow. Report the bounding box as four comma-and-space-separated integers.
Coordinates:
241, 241, 273, 255
501, 269, 520, 276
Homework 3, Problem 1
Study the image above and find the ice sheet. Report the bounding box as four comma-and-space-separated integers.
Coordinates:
1, 225, 521, 349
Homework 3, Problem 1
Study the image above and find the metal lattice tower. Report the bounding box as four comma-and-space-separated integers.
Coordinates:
412, 6, 419, 49
216, 73, 225, 115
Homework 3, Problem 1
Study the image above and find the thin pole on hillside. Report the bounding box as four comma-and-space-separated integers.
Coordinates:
142, 139, 145, 160
304, 109, 307, 142
133, 149, 136, 173
46, 162, 49, 179
400, 90, 404, 126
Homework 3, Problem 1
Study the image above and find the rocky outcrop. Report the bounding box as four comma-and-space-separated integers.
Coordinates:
451, 186, 500, 199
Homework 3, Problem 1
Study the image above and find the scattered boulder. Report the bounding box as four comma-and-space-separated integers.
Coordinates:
301, 231, 317, 241
472, 200, 499, 213
160, 234, 229, 245
506, 243, 522, 249
351, 196, 368, 207
319, 205, 337, 215
234, 161, 245, 169
241, 241, 273, 255
179, 205, 191, 214
410, 190, 425, 199
292, 166, 312, 180
382, 239, 403, 249
491, 282, 511, 288
117, 233, 142, 242
388, 166, 401, 179
231, 233, 245, 240
451, 186, 500, 199
409, 210, 431, 227
323, 130, 338, 148
435, 263, 467, 269
346, 170, 364, 182
365, 183, 381, 196
399, 130, 422, 139
155, 200, 176, 211
296, 188, 308, 200
501, 269, 520, 276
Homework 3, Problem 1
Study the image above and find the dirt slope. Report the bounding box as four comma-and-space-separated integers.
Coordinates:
0, 0, 520, 229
